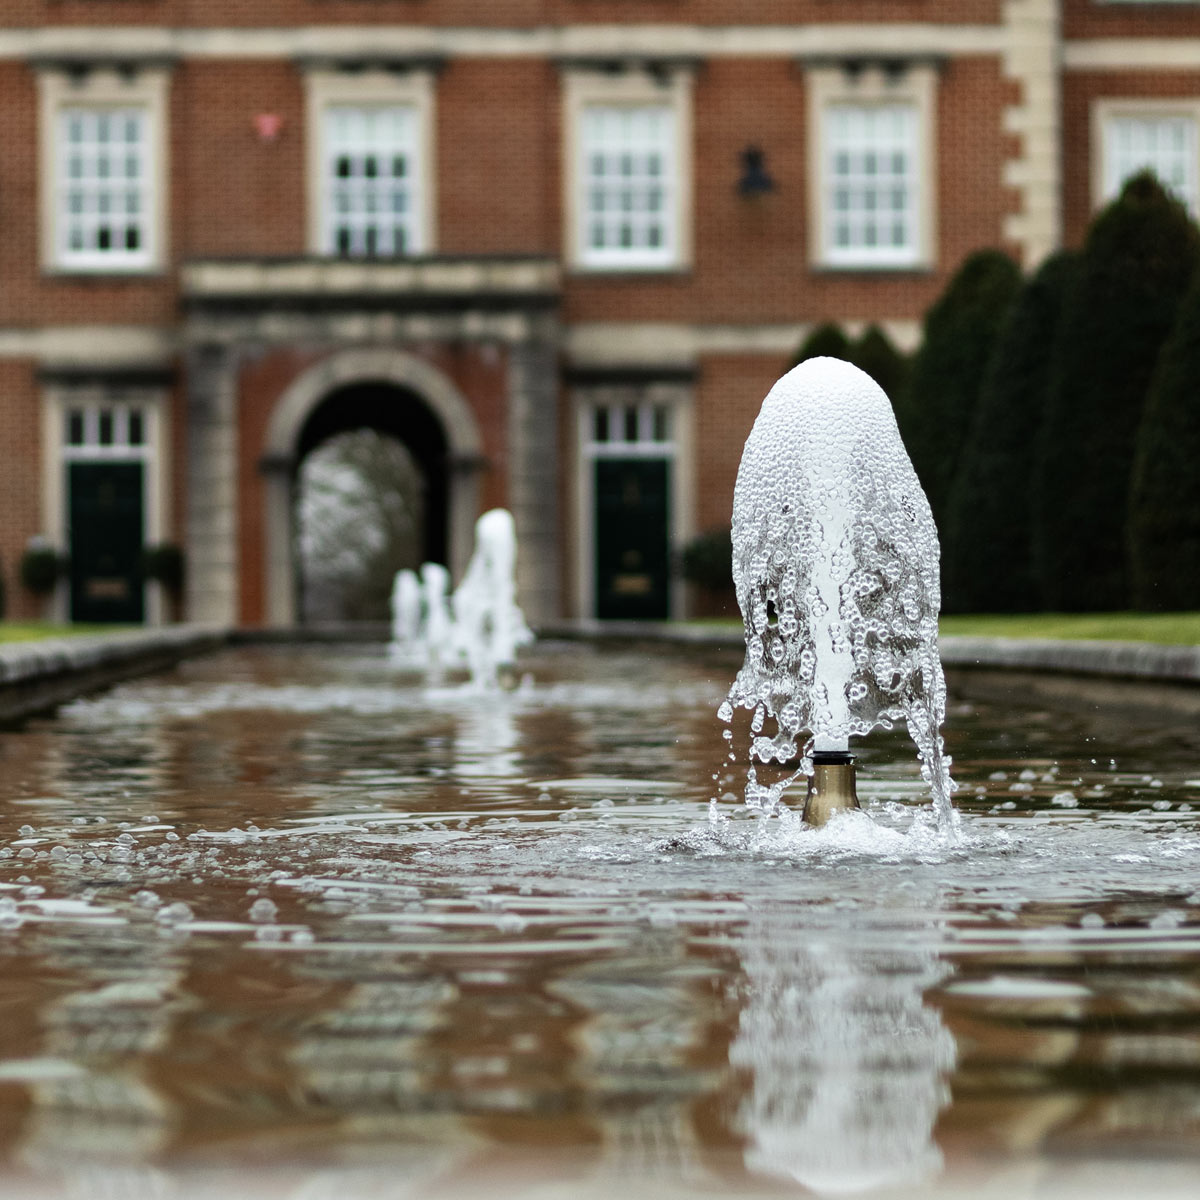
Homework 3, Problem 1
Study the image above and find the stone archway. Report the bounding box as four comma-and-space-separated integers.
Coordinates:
261, 347, 484, 627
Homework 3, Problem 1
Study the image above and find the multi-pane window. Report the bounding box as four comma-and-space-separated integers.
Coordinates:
823, 103, 920, 267
1103, 114, 1199, 215
58, 107, 151, 268
579, 105, 676, 268
64, 403, 148, 457
323, 105, 421, 257
588, 401, 673, 454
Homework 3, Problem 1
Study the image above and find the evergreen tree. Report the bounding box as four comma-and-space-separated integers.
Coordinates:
1033, 172, 1200, 611
1128, 269, 1200, 609
850, 323, 908, 405
944, 251, 1079, 612
791, 321, 850, 368
903, 249, 1022, 534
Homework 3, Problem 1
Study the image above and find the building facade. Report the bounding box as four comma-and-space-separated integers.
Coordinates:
0, 1, 1196, 627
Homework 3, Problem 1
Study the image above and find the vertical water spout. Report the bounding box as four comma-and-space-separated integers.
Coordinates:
722, 357, 956, 826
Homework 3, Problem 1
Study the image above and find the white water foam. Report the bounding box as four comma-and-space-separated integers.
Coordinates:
722, 358, 955, 825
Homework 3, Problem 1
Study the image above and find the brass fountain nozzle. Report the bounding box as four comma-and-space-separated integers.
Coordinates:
803, 751, 860, 827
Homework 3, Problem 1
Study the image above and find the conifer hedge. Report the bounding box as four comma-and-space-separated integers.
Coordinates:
902, 249, 1021, 533
1128, 269, 1200, 609
1033, 172, 1200, 611
944, 251, 1079, 612
852, 324, 908, 405
791, 321, 851, 367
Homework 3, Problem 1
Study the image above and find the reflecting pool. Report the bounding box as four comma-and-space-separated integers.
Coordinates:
0, 644, 1198, 1198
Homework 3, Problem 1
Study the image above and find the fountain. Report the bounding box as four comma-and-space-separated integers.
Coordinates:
388, 509, 533, 690
720, 357, 956, 828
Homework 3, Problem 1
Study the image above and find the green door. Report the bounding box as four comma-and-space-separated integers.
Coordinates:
595, 458, 670, 620
68, 462, 145, 624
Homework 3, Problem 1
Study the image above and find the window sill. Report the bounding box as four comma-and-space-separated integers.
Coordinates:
569, 263, 692, 280
810, 260, 935, 277
43, 265, 169, 280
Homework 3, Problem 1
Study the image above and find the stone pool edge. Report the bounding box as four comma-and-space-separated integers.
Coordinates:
0, 626, 229, 724
539, 620, 1200, 685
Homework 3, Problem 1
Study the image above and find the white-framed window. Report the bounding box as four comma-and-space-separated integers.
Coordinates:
58, 107, 152, 268
564, 66, 693, 272
62, 400, 151, 458
1098, 108, 1199, 216
807, 64, 937, 271
322, 105, 421, 257
579, 105, 676, 269
306, 68, 435, 257
38, 67, 169, 273
586, 397, 674, 455
823, 104, 919, 267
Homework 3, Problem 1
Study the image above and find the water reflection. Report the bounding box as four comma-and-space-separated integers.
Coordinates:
17, 926, 184, 1196
731, 918, 955, 1193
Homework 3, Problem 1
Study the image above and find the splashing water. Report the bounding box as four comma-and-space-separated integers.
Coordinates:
419, 562, 455, 675
720, 357, 956, 826
387, 568, 422, 663
451, 509, 535, 690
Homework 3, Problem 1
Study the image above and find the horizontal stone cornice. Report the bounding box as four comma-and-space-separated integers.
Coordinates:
0, 24, 1009, 63
180, 256, 562, 312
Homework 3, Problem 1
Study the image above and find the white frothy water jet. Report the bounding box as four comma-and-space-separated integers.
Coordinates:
418, 562, 455, 675
720, 357, 956, 825
387, 568, 422, 663
451, 509, 534, 689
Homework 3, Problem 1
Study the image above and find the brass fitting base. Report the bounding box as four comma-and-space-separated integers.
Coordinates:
803, 751, 860, 827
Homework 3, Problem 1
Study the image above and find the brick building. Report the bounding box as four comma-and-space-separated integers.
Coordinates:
0, 2, 1196, 627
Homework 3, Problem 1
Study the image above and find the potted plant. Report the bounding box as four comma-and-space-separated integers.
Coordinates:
19, 538, 66, 597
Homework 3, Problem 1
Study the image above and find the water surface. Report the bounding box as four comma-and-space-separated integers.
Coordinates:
0, 644, 1197, 1198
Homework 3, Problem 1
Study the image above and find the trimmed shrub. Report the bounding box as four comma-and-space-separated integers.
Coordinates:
19, 544, 64, 596
791, 322, 851, 368
1033, 172, 1200, 611
850, 324, 908, 405
1128, 269, 1200, 609
141, 543, 185, 592
944, 251, 1080, 612
903, 249, 1022, 534
681, 526, 732, 592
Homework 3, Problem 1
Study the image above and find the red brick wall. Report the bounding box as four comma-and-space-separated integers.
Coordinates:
176, 62, 306, 258
1063, 70, 1200, 248
0, 362, 42, 620
437, 59, 557, 255
1064, 0, 1200, 39
694, 353, 789, 537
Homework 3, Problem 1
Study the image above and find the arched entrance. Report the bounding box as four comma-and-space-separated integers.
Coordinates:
261, 347, 483, 627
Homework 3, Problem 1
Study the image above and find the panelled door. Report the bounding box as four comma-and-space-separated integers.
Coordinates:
587, 399, 674, 620
68, 462, 145, 624
595, 457, 670, 619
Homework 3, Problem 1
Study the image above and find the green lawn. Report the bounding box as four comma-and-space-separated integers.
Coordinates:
0, 622, 117, 644
690, 612, 1200, 646
939, 612, 1200, 645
